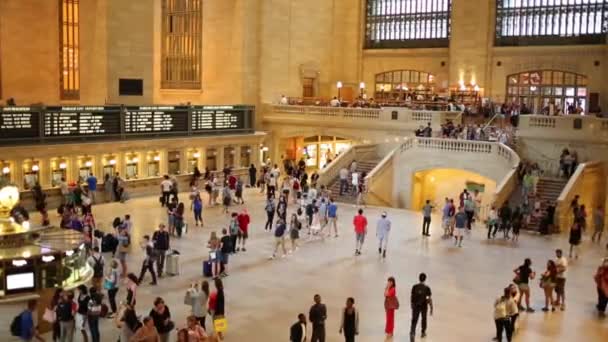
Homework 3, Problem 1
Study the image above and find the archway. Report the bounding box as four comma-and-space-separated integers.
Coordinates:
411, 168, 496, 216
506, 70, 588, 114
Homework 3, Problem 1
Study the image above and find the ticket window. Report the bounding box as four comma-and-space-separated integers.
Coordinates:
224, 147, 235, 168
1, 164, 11, 184
51, 169, 66, 187
206, 149, 217, 171
78, 167, 91, 183
260, 147, 269, 166
304, 144, 317, 167
168, 151, 181, 175
147, 154, 160, 177
102, 165, 115, 179
23, 162, 40, 190
125, 157, 139, 179
188, 158, 197, 173
240, 146, 251, 168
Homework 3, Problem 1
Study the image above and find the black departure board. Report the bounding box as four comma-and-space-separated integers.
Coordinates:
43, 106, 122, 138
124, 106, 189, 133
0, 107, 40, 139
191, 105, 246, 131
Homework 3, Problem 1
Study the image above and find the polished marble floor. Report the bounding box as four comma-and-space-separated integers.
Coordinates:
14, 189, 608, 341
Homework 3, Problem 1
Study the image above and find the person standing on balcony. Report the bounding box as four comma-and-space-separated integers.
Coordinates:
339, 166, 349, 196
330, 96, 340, 107
421, 200, 433, 237
280, 95, 288, 105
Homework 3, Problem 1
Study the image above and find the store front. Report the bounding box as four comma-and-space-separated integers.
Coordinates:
285, 136, 352, 170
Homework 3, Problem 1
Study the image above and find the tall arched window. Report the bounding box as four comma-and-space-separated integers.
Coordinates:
374, 70, 436, 100
59, 0, 80, 100
506, 70, 588, 114
365, 0, 452, 49
496, 0, 608, 46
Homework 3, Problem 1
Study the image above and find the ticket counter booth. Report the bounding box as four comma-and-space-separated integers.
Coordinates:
240, 146, 251, 167
187, 150, 201, 173
101, 155, 117, 179
168, 151, 181, 175
224, 147, 235, 168
77, 157, 94, 183
1, 162, 11, 184
147, 152, 161, 178
50, 158, 68, 187
206, 148, 217, 171
22, 160, 40, 190
125, 153, 139, 180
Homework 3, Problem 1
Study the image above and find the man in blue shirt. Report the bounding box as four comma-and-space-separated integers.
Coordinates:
327, 199, 339, 237
86, 173, 98, 204
20, 299, 42, 341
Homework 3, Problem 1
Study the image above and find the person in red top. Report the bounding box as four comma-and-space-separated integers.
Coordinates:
228, 174, 237, 191
237, 209, 251, 252
353, 208, 368, 256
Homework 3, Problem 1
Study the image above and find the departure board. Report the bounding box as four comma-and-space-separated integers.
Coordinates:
43, 106, 122, 138
191, 105, 246, 131
0, 107, 40, 139
124, 106, 189, 133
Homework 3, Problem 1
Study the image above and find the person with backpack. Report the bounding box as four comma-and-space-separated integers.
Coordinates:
12, 299, 43, 342
75, 285, 90, 342
270, 218, 288, 259
152, 224, 170, 278
87, 247, 105, 291
87, 287, 102, 342
56, 290, 76, 342
138, 235, 158, 286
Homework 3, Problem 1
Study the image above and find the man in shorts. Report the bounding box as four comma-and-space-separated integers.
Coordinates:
353, 209, 368, 256
453, 206, 467, 247
237, 209, 250, 252
555, 249, 568, 310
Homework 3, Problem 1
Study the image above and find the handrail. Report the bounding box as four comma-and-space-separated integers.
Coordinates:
316, 144, 378, 187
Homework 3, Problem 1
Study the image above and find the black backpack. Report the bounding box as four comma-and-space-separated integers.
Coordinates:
92, 255, 104, 278
10, 312, 22, 336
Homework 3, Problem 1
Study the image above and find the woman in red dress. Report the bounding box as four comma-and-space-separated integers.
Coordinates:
384, 276, 398, 337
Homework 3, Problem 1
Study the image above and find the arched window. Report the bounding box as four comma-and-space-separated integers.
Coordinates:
374, 70, 436, 101
506, 70, 588, 114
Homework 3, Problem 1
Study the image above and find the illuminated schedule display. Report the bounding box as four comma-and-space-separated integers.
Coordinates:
44, 106, 122, 138
0, 107, 40, 139
124, 106, 189, 133
191, 105, 246, 131
0, 104, 254, 145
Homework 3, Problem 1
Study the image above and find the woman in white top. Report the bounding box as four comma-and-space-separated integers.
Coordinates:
487, 206, 498, 239
184, 281, 210, 331
351, 172, 359, 197
309, 207, 322, 237
493, 288, 513, 342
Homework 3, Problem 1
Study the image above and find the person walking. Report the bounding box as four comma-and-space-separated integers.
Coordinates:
270, 218, 288, 259
327, 199, 339, 238
210, 278, 226, 341
421, 200, 433, 236
193, 194, 204, 227
376, 212, 391, 258
569, 220, 583, 258
592, 205, 605, 243
594, 258, 608, 316
184, 281, 210, 330
499, 203, 512, 238
353, 209, 368, 256
290, 313, 307, 342
339, 297, 359, 342
289, 213, 300, 252
138, 235, 158, 286
229, 213, 239, 254
248, 164, 257, 188
152, 224, 170, 278
309, 294, 327, 342
130, 317, 159, 342
453, 206, 467, 247
513, 258, 535, 312
384, 277, 398, 338
237, 208, 250, 252
339, 166, 349, 196
149, 297, 173, 342
75, 286, 90, 342
56, 291, 76, 342
410, 273, 433, 340
105, 259, 120, 318
487, 205, 498, 239
555, 249, 568, 311
86, 287, 102, 342
16, 299, 43, 342
493, 288, 513, 342
160, 175, 173, 207
264, 197, 276, 231
540, 260, 558, 312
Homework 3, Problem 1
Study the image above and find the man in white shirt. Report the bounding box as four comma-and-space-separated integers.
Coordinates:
555, 249, 568, 310
376, 212, 391, 258
330, 97, 340, 107
351, 171, 359, 196
280, 95, 288, 105
160, 175, 173, 206
339, 167, 349, 196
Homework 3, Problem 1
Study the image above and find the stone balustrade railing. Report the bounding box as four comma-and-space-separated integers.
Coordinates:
518, 114, 608, 142
316, 144, 378, 188
263, 104, 462, 128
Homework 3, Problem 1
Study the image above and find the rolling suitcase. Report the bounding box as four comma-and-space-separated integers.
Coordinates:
166, 253, 180, 276
203, 260, 213, 277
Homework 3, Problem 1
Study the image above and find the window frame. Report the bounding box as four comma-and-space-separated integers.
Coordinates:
161, 0, 203, 90
495, 0, 608, 47
365, 0, 452, 49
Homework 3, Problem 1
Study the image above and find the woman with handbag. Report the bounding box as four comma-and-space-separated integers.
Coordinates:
149, 297, 173, 342
384, 277, 398, 338
540, 260, 558, 312
339, 297, 359, 342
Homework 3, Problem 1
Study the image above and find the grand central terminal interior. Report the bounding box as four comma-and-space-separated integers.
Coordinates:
0, 0, 607, 341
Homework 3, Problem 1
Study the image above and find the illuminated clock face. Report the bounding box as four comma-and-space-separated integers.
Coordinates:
0, 185, 20, 214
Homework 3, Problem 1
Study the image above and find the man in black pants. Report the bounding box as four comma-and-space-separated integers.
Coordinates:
410, 273, 433, 340
309, 294, 327, 342
421, 200, 433, 236
138, 235, 157, 285
152, 224, 170, 277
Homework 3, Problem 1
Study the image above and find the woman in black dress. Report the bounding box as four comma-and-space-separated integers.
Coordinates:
339, 297, 359, 342
249, 164, 257, 187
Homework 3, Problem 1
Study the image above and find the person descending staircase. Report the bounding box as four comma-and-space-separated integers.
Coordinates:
326, 159, 382, 204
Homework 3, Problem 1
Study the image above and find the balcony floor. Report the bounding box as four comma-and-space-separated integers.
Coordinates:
17, 189, 608, 341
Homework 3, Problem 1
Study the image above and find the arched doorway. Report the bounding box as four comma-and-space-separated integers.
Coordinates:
374, 69, 436, 101
506, 70, 588, 114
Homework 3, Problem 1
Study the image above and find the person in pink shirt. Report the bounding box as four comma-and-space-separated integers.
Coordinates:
353, 209, 368, 256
